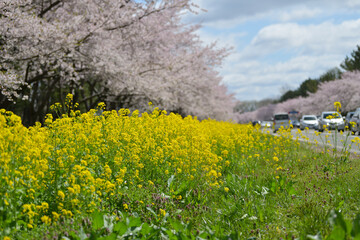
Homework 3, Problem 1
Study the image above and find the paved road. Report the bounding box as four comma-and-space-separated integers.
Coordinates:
269, 128, 360, 154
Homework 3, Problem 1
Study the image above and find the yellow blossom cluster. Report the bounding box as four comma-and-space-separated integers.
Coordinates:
0, 102, 293, 230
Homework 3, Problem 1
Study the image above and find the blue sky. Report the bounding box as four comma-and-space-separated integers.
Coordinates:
187, 0, 360, 101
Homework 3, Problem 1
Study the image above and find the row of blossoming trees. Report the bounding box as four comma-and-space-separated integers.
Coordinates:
0, 0, 236, 125
237, 71, 360, 122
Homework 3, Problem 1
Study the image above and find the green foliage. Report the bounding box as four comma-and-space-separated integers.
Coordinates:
280, 89, 299, 102
279, 67, 341, 102
318, 68, 342, 83
27, 210, 243, 240
307, 210, 360, 240
341, 45, 360, 72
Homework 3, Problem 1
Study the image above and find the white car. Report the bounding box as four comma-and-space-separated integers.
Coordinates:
261, 121, 272, 128
349, 108, 360, 134
299, 115, 319, 130
318, 111, 345, 132
273, 113, 290, 133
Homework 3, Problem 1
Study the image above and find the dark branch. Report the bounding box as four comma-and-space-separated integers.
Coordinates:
38, 0, 62, 18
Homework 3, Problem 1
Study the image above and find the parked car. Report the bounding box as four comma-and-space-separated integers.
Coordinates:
299, 115, 319, 130
273, 113, 290, 133
345, 111, 355, 129
318, 111, 345, 132
349, 108, 360, 134
261, 121, 272, 128
291, 119, 300, 128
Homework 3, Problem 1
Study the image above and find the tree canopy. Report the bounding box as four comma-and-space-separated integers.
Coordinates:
341, 45, 360, 72
278, 67, 342, 103
0, 0, 235, 125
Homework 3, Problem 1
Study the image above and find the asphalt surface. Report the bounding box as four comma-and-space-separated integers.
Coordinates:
266, 128, 360, 154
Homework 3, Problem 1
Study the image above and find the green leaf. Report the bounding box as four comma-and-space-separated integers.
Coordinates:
113, 222, 127, 235
337, 201, 344, 210
128, 217, 142, 228
16, 220, 27, 229
328, 209, 347, 233
174, 181, 188, 195
351, 214, 360, 237
92, 211, 104, 231
280, 178, 285, 187
288, 186, 296, 196
270, 180, 277, 192
69, 232, 81, 240
140, 223, 152, 236
226, 174, 232, 183
227, 232, 240, 239
146, 207, 157, 218
327, 226, 345, 240
199, 232, 210, 239
205, 226, 214, 236
97, 233, 117, 240
169, 219, 184, 232
104, 215, 115, 232
259, 209, 264, 223
167, 175, 175, 188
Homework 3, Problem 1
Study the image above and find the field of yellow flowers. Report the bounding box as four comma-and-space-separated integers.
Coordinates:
1, 97, 360, 239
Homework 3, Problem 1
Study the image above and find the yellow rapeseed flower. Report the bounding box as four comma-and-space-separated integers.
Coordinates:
41, 215, 51, 225
57, 190, 65, 201
68, 187, 75, 194
52, 212, 60, 222
159, 209, 166, 217
334, 101, 341, 112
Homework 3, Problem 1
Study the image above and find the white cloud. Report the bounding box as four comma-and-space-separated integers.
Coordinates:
188, 0, 360, 100
196, 29, 246, 49
345, 0, 360, 8
278, 7, 322, 22
191, 0, 314, 23
191, 0, 360, 24
247, 19, 360, 57
222, 54, 344, 100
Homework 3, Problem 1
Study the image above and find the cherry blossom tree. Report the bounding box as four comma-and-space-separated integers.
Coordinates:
303, 71, 360, 114
236, 103, 276, 123
0, 0, 234, 125
238, 71, 360, 123
273, 97, 304, 120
